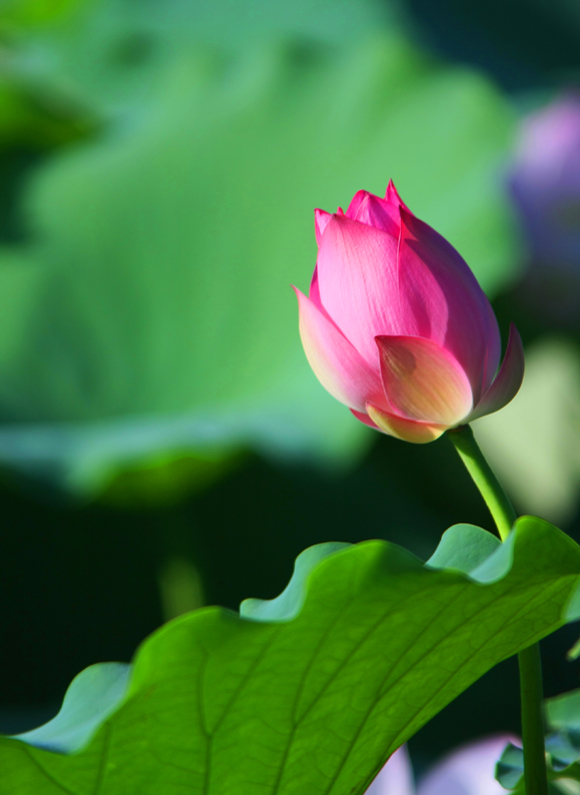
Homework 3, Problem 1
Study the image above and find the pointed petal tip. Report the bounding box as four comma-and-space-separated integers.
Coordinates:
387, 181, 413, 215
509, 321, 523, 347
345, 189, 401, 235
314, 208, 333, 245
347, 189, 370, 207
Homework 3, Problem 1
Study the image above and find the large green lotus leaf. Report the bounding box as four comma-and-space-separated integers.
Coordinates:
0, 0, 84, 28
0, 31, 519, 492
1, 0, 391, 131
1, 517, 579, 794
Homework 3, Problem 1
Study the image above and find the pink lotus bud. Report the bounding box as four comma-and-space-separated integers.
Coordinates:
294, 183, 524, 443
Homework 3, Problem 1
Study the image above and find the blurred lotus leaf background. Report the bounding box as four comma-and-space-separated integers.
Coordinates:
475, 339, 580, 526
0, 0, 518, 495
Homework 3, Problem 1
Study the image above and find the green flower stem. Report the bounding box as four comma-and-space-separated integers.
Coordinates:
446, 424, 515, 542
447, 424, 548, 795
518, 643, 548, 794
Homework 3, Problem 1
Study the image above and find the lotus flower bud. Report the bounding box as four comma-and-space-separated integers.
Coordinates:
294, 183, 524, 443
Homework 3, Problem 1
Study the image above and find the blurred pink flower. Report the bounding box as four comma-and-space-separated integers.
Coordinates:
368, 736, 516, 795
294, 184, 524, 443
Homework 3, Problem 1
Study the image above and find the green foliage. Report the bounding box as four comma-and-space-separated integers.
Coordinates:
12, 664, 131, 755
496, 742, 527, 790
496, 686, 580, 791
425, 521, 501, 572
0, 0, 520, 493
2, 517, 580, 794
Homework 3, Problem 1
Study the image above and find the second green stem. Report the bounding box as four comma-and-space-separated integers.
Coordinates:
447, 424, 547, 795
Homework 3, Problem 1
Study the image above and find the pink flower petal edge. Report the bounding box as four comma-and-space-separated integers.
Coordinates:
467, 324, 525, 423
314, 208, 333, 246
396, 208, 500, 405
315, 214, 400, 365
366, 402, 448, 444
350, 408, 380, 430
345, 189, 400, 236
294, 286, 385, 412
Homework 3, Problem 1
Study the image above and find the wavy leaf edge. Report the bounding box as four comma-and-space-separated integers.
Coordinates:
9, 515, 580, 762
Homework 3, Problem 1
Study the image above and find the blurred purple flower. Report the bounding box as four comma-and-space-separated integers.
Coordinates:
367, 735, 517, 795
511, 93, 580, 265
509, 93, 580, 324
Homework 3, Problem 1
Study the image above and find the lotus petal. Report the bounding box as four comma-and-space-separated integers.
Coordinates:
345, 190, 400, 236
294, 287, 385, 411
314, 208, 333, 246
468, 324, 525, 422
366, 401, 448, 444
350, 408, 380, 429
316, 214, 400, 364
397, 209, 500, 403
376, 335, 473, 425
